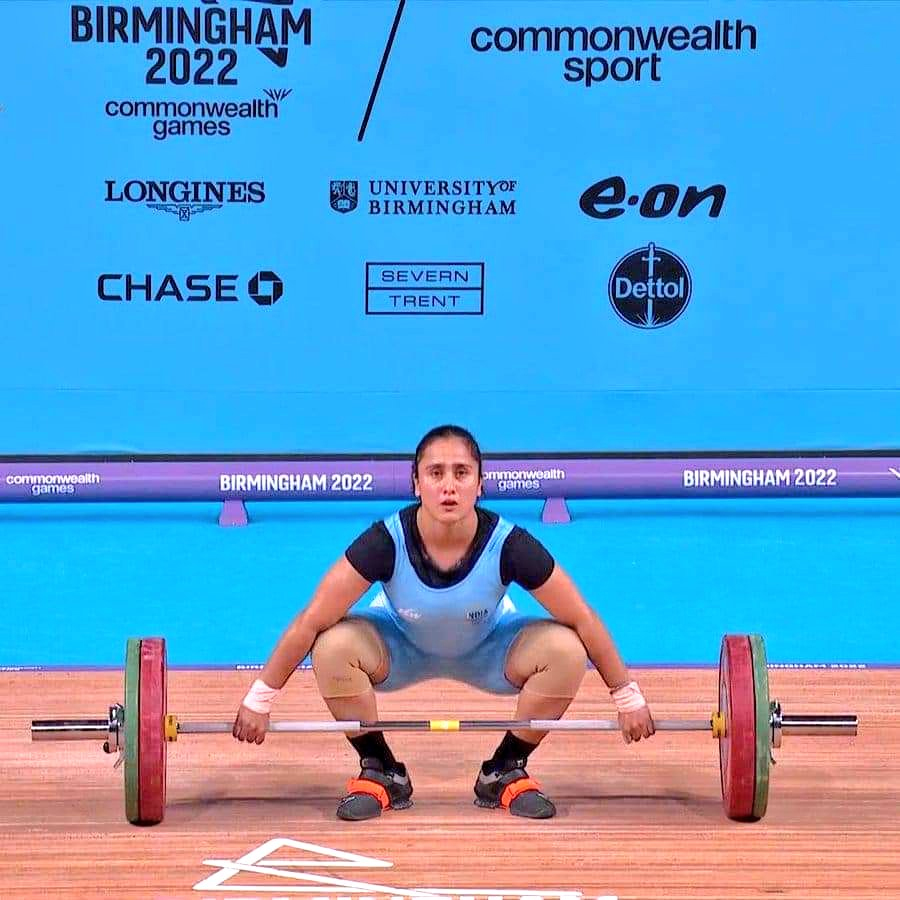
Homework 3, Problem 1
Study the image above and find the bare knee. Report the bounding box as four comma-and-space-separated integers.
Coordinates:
311, 620, 363, 667
311, 619, 387, 698
554, 623, 589, 677
507, 622, 588, 697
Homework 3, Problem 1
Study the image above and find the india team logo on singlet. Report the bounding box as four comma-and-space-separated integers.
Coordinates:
466, 608, 490, 624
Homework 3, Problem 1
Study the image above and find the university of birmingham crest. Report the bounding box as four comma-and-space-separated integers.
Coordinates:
330, 180, 358, 213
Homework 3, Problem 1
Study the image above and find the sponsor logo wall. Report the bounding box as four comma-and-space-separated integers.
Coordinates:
2, 1, 899, 451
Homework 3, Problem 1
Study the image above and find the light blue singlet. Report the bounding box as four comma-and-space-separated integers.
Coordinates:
353, 511, 544, 694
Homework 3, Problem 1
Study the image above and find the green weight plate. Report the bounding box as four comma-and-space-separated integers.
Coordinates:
749, 633, 771, 820
124, 637, 141, 825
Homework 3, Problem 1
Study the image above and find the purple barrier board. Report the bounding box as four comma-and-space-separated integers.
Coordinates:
2, 454, 900, 502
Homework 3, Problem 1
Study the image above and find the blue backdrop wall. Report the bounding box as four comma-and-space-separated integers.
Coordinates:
1, 1, 898, 453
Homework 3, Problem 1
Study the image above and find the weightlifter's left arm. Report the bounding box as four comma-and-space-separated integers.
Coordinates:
530, 564, 656, 743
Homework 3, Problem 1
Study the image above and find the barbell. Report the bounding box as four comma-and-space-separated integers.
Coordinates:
31, 634, 856, 825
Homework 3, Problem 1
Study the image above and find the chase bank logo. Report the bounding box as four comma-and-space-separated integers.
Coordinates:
249, 270, 284, 305
608, 243, 691, 329
97, 271, 284, 305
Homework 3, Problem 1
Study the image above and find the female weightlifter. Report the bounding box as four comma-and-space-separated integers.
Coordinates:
232, 424, 655, 820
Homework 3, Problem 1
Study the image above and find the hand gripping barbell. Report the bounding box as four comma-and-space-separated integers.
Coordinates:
31, 634, 857, 825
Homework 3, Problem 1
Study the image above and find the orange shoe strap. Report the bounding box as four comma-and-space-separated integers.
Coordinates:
500, 776, 542, 809
345, 777, 390, 809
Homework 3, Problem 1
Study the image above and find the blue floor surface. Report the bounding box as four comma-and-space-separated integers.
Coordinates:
1, 498, 897, 668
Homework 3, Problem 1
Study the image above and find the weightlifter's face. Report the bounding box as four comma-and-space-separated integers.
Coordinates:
414, 438, 482, 525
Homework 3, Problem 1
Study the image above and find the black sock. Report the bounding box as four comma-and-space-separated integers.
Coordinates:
483, 731, 539, 775
348, 732, 397, 770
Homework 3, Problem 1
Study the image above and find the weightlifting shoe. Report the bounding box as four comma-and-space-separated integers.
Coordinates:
473, 759, 556, 819
336, 757, 413, 821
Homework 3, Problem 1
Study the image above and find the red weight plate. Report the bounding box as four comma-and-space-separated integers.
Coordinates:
719, 635, 757, 821
138, 637, 167, 825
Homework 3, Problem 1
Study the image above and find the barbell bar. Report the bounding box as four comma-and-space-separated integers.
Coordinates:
32, 712, 856, 738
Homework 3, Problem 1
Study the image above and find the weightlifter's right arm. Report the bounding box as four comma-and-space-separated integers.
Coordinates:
232, 557, 372, 744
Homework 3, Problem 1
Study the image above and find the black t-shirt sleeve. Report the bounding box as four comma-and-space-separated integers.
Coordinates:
500, 526, 555, 590
344, 521, 395, 584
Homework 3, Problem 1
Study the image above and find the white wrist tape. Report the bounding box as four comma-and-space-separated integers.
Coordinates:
611, 680, 647, 714
242, 678, 281, 714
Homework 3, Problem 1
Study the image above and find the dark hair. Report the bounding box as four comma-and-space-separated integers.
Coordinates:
411, 424, 483, 493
